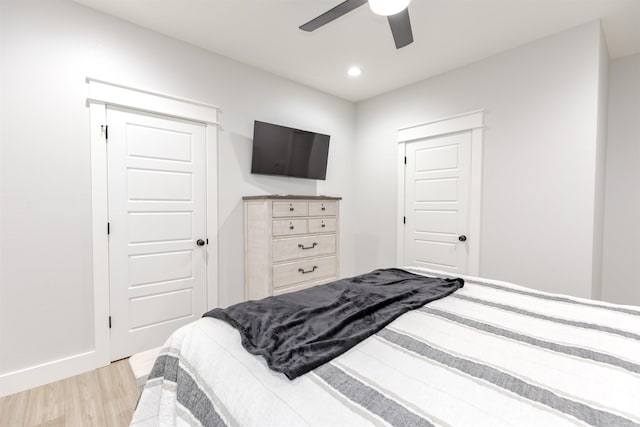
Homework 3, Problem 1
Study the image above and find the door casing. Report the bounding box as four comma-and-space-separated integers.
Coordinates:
397, 110, 483, 275
88, 78, 219, 367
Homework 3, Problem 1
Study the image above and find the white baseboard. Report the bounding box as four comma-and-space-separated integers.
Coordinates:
0, 350, 106, 397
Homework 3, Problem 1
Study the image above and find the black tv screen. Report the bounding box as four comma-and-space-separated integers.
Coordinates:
251, 121, 330, 180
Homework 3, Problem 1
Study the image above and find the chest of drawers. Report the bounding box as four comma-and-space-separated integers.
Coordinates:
243, 195, 341, 300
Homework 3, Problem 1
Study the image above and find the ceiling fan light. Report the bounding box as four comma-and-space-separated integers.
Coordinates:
368, 0, 411, 16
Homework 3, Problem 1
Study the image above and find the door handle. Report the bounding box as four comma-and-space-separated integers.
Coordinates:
458, 235, 467, 242
196, 239, 206, 246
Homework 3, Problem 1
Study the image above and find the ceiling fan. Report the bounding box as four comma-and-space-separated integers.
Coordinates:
299, 0, 414, 49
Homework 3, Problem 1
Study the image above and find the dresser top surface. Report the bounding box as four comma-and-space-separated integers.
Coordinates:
242, 195, 342, 201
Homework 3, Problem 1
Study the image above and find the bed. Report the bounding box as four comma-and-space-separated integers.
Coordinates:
131, 267, 640, 427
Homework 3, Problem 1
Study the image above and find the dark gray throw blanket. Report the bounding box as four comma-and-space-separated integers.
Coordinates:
203, 268, 464, 379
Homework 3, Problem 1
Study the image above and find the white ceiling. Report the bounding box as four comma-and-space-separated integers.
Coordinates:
73, 0, 640, 102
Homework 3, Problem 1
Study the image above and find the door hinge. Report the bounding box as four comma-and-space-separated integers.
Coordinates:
404, 156, 407, 165
107, 222, 110, 235
108, 316, 112, 329
101, 125, 109, 140
403, 216, 406, 224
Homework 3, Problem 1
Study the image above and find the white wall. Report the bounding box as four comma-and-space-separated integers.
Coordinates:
353, 22, 607, 298
591, 28, 609, 300
0, 0, 355, 394
601, 52, 640, 306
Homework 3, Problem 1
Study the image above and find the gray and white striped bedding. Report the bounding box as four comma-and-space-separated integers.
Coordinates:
131, 267, 640, 427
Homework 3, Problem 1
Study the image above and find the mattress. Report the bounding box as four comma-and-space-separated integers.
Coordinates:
131, 268, 640, 427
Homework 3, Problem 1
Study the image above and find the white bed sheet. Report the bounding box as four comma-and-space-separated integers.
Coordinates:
132, 268, 640, 427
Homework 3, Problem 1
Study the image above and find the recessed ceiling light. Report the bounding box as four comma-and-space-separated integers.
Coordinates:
347, 66, 361, 77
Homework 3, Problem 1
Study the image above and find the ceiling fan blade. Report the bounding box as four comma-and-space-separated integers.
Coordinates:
299, 0, 368, 32
387, 8, 413, 49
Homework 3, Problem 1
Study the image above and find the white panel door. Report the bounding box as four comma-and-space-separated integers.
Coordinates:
107, 106, 207, 360
404, 131, 472, 273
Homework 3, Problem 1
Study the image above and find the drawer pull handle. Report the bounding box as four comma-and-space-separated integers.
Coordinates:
298, 266, 318, 274
321, 206, 326, 211
289, 206, 294, 211
289, 224, 295, 230
321, 223, 326, 228
298, 243, 318, 250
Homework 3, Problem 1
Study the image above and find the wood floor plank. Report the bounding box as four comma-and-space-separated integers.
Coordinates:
0, 360, 139, 427
0, 389, 29, 427
23, 379, 66, 426
64, 369, 108, 427
97, 360, 139, 427
32, 417, 65, 427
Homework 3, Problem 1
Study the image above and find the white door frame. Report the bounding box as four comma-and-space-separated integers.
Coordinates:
87, 78, 219, 367
397, 110, 484, 275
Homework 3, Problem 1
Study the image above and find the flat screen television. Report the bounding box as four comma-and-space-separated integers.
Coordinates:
250, 120, 330, 180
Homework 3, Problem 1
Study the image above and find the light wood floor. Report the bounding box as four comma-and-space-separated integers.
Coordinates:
0, 360, 140, 427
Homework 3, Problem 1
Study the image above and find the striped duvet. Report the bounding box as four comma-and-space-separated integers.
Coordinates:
131, 268, 640, 427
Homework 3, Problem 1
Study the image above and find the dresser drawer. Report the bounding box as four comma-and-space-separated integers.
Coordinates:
273, 256, 337, 289
272, 201, 308, 217
309, 201, 337, 216
273, 276, 337, 296
272, 234, 336, 262
308, 218, 337, 233
272, 219, 308, 236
